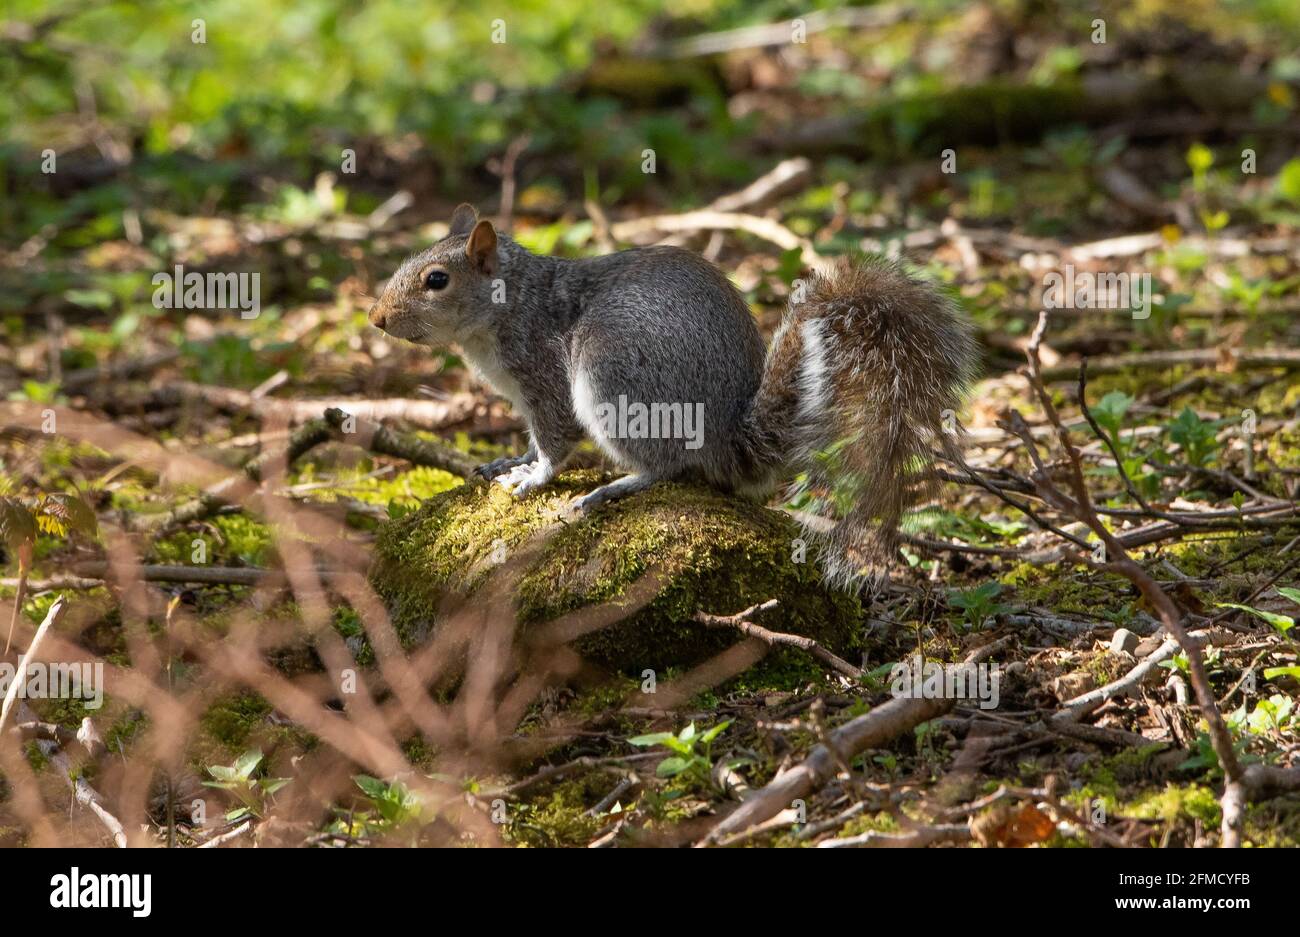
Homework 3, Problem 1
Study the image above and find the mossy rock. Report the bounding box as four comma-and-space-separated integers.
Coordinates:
368, 471, 861, 673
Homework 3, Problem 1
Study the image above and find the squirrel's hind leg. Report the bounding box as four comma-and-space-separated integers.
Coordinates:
575, 473, 655, 513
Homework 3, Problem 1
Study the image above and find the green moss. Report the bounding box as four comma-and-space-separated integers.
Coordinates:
369, 471, 862, 673
295, 463, 462, 509
1243, 799, 1300, 847
1265, 426, 1300, 472
24, 740, 49, 772
837, 810, 900, 838
150, 514, 275, 567
998, 562, 1130, 619
504, 774, 610, 847
200, 692, 272, 750
1125, 783, 1222, 826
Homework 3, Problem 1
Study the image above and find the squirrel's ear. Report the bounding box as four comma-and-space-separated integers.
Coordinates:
466, 220, 498, 275
449, 203, 478, 237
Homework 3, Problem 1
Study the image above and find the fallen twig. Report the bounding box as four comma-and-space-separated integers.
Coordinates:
692, 599, 862, 679
0, 595, 68, 739
698, 642, 1004, 845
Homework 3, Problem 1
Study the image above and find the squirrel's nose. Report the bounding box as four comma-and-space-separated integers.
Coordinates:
368, 302, 387, 329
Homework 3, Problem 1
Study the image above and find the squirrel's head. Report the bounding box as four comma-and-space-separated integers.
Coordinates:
368, 203, 501, 344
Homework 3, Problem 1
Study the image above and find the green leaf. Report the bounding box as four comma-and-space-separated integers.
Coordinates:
655, 756, 691, 778
354, 775, 388, 799
206, 765, 239, 783
0, 497, 38, 552
1214, 603, 1294, 634
1186, 142, 1215, 175
1264, 666, 1300, 681
63, 288, 114, 310
699, 720, 732, 745
20, 381, 60, 404
1246, 694, 1294, 735
41, 493, 99, 538
260, 777, 292, 796
1276, 587, 1300, 607
1276, 157, 1300, 206
626, 732, 676, 747
233, 749, 264, 779
1167, 407, 1221, 468
660, 736, 694, 756
1092, 390, 1134, 438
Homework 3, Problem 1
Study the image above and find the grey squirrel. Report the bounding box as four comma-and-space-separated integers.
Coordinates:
369, 203, 976, 584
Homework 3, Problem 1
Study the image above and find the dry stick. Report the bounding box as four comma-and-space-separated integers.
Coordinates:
692, 599, 862, 680
701, 694, 951, 845
706, 157, 813, 214
1017, 314, 1247, 846
2, 575, 103, 591
642, 4, 912, 57
130, 417, 332, 532
937, 464, 1294, 525
14, 720, 75, 745
491, 133, 532, 231
165, 381, 481, 430
59, 563, 270, 587
1052, 629, 1216, 722
60, 348, 180, 392
3, 549, 30, 655
0, 595, 67, 739
609, 210, 822, 269
818, 823, 973, 848
323, 407, 479, 480
1038, 347, 1300, 381
699, 641, 1005, 845
196, 819, 252, 848
949, 447, 1091, 551
33, 729, 127, 848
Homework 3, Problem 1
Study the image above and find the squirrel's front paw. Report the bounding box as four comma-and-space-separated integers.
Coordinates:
493, 462, 534, 491
495, 461, 554, 498
476, 454, 529, 480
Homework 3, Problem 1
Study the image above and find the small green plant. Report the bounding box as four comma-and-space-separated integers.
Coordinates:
1165, 407, 1222, 469
1245, 694, 1295, 736
203, 749, 291, 822
0, 489, 98, 653
627, 720, 737, 789
1214, 601, 1294, 636
1275, 157, 1300, 206
1091, 390, 1135, 449
333, 775, 428, 843
1179, 709, 1256, 778
1087, 390, 1161, 499
947, 582, 1011, 632
1186, 143, 1230, 233
1217, 271, 1270, 316
1160, 646, 1222, 678
907, 508, 1026, 546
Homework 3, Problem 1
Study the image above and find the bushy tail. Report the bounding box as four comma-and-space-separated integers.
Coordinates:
740, 256, 977, 587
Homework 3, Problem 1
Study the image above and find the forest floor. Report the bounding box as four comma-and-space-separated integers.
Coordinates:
2, 1, 1299, 847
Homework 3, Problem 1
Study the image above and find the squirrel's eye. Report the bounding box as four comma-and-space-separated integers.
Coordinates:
424, 270, 450, 291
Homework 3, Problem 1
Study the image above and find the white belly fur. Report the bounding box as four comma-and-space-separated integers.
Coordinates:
459, 335, 532, 421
